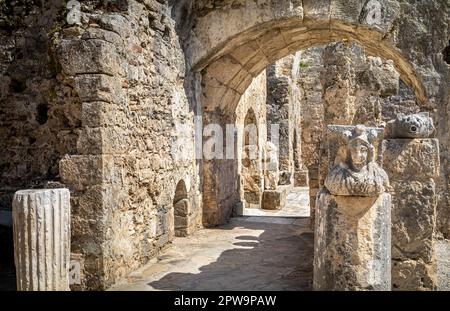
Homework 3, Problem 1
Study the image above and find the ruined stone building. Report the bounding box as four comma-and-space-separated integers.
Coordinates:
0, 0, 449, 291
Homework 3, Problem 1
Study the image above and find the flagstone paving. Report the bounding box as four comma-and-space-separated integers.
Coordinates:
109, 216, 313, 291
241, 187, 310, 217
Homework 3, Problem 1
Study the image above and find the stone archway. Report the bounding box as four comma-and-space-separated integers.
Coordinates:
188, 2, 440, 226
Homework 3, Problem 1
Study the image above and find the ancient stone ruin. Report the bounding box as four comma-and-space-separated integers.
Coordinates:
0, 0, 449, 292
315, 124, 391, 290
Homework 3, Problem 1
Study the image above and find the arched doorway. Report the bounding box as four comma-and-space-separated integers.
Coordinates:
197, 21, 430, 226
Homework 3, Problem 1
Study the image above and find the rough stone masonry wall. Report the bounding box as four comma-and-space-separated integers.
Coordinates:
383, 138, 440, 290
0, 1, 78, 213
59, 0, 201, 290
297, 42, 423, 219
266, 52, 302, 186
2, 0, 202, 290
0, 1, 80, 288
235, 71, 267, 205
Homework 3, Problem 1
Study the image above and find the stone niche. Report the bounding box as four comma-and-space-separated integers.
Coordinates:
383, 128, 439, 290
261, 141, 287, 211
314, 125, 391, 291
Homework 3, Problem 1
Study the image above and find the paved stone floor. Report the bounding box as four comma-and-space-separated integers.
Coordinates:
437, 239, 450, 291
242, 187, 310, 217
109, 216, 314, 291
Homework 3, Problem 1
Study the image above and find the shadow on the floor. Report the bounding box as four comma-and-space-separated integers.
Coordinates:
148, 218, 314, 291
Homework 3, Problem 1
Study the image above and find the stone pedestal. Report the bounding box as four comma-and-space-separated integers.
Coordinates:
261, 188, 287, 210
293, 169, 309, 187
383, 138, 439, 290
12, 189, 71, 291
314, 191, 391, 290
278, 171, 293, 186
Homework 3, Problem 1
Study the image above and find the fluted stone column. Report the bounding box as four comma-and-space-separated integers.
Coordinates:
12, 189, 71, 291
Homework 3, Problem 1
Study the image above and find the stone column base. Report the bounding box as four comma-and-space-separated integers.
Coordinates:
12, 189, 71, 291
294, 169, 309, 187
261, 188, 287, 210
278, 171, 293, 186
314, 191, 391, 291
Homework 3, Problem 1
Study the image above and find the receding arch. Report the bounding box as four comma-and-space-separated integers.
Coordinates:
196, 15, 431, 227
198, 20, 429, 117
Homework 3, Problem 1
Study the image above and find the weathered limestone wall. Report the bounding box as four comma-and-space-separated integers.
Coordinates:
266, 52, 302, 186
298, 47, 325, 213
297, 42, 425, 224
235, 71, 267, 207
57, 0, 202, 290
0, 0, 79, 214
383, 139, 440, 290
1, 0, 202, 290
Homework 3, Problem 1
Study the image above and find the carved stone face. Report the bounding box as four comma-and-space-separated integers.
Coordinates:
393, 113, 435, 138
349, 141, 368, 171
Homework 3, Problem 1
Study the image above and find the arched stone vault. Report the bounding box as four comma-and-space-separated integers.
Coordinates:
188, 0, 446, 226
200, 23, 428, 115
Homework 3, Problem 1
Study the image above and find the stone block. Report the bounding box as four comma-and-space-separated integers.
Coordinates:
382, 139, 440, 180
77, 126, 131, 155
391, 180, 436, 263
383, 138, 439, 291
174, 215, 188, 228
261, 188, 287, 210
204, 56, 243, 86
255, 30, 289, 62
302, 0, 331, 24
59, 39, 123, 77
294, 170, 309, 187
243, 50, 270, 77
81, 28, 123, 46
59, 155, 104, 190
81, 102, 126, 128
243, 191, 260, 205
229, 41, 260, 66
233, 201, 244, 216
74, 74, 125, 104
99, 13, 131, 38
308, 178, 319, 189
392, 259, 436, 291
330, 0, 364, 24
314, 191, 391, 290
12, 189, 71, 291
